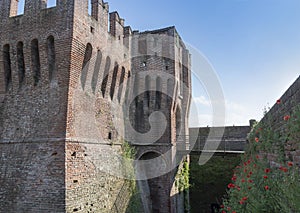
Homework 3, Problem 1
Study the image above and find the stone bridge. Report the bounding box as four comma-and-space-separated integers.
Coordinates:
177, 125, 252, 155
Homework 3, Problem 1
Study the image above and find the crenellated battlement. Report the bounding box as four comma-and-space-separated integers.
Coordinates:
0, 0, 132, 95
0, 0, 128, 38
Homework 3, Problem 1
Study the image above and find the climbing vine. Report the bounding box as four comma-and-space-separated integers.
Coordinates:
175, 158, 190, 213
120, 141, 143, 213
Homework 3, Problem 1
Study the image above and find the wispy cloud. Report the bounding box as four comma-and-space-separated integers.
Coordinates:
190, 95, 252, 127
193, 95, 211, 106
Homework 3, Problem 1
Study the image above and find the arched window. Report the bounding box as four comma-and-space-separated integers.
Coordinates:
31, 39, 41, 86
101, 56, 111, 97
117, 67, 126, 102
145, 75, 151, 107
17, 42, 25, 87
110, 62, 119, 100
81, 43, 92, 89
155, 77, 162, 109
47, 36, 56, 82
3, 44, 12, 92
91, 50, 102, 93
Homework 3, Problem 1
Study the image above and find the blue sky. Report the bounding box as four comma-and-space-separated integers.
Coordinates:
17, 0, 300, 127
105, 0, 300, 126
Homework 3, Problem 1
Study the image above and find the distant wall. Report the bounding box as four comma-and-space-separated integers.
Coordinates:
189, 125, 251, 152
261, 75, 300, 129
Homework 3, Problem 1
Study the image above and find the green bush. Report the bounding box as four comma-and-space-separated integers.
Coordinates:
221, 105, 300, 213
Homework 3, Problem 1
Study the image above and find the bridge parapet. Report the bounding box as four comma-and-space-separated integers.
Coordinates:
178, 125, 251, 155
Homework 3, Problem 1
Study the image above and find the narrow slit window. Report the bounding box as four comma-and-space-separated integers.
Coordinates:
167, 79, 174, 105
3, 44, 12, 92
145, 75, 151, 107
17, 42, 25, 87
81, 43, 93, 89
125, 71, 131, 105
155, 77, 162, 109
47, 36, 56, 82
101, 57, 111, 98
117, 67, 126, 102
110, 63, 119, 100
31, 39, 41, 86
133, 73, 140, 108
91, 50, 102, 94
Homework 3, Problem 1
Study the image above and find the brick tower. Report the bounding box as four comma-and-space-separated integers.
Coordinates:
128, 28, 191, 213
0, 0, 191, 212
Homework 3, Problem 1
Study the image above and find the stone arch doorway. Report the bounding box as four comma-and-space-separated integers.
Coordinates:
136, 151, 169, 213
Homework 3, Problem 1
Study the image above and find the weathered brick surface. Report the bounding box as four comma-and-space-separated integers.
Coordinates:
0, 141, 65, 212
0, 1, 72, 211
189, 125, 251, 152
0, 0, 191, 212
128, 27, 191, 212
260, 76, 300, 166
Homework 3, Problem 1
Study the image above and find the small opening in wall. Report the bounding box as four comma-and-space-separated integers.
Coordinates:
3, 44, 12, 92
90, 26, 95, 34
31, 39, 41, 86
142, 62, 146, 67
73, 208, 78, 212
73, 180, 78, 183
108, 132, 112, 140
166, 66, 169, 70
51, 152, 58, 156
47, 36, 56, 82
17, 42, 25, 87
101, 57, 111, 98
71, 152, 76, 157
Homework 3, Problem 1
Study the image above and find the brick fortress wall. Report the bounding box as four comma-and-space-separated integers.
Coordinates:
0, 0, 73, 211
0, 0, 192, 212
260, 76, 300, 167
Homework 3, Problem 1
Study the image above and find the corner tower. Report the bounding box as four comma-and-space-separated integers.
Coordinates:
128, 27, 191, 213
0, 0, 132, 212
0, 0, 74, 211
0, 0, 191, 212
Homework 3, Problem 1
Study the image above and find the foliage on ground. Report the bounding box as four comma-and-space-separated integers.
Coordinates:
189, 155, 240, 213
220, 105, 300, 213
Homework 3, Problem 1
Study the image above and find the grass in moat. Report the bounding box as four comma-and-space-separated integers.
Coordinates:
189, 155, 240, 213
